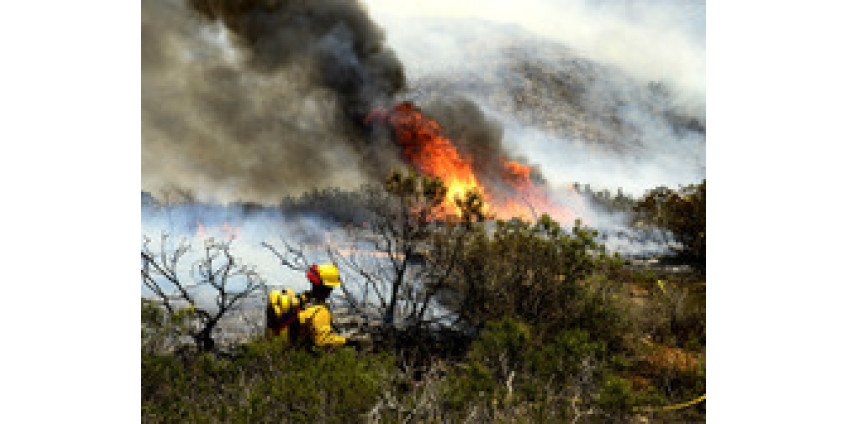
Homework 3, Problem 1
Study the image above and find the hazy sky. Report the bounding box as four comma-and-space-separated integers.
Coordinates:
363, 0, 705, 110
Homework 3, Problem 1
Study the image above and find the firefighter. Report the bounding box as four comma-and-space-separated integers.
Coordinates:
266, 263, 368, 349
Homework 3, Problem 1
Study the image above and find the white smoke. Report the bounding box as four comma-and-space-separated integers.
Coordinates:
493, 111, 704, 197
140, 203, 345, 308
364, 0, 704, 113
363, 0, 705, 195
358, 1, 704, 255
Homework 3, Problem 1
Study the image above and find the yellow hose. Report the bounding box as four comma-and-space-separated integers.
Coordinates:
633, 393, 706, 412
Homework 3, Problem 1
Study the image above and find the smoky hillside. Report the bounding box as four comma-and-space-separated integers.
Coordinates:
389, 17, 705, 196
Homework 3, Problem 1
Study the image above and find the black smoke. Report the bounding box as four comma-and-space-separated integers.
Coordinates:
188, 0, 405, 123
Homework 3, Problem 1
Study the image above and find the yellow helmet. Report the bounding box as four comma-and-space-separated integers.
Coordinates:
307, 263, 341, 288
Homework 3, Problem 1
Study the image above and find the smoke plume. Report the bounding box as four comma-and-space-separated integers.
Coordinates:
142, 0, 406, 202
143, 0, 705, 258
187, 0, 405, 122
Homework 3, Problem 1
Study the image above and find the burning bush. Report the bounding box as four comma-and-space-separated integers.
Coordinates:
367, 101, 575, 223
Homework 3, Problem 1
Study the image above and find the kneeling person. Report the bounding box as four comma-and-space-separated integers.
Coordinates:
266, 263, 363, 348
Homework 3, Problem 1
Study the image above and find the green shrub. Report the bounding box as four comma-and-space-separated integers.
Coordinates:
526, 328, 606, 382
468, 318, 531, 379
445, 215, 610, 336
462, 318, 613, 405
567, 276, 635, 352
443, 360, 497, 411
640, 283, 706, 349
142, 340, 394, 423
141, 299, 194, 354
596, 375, 637, 422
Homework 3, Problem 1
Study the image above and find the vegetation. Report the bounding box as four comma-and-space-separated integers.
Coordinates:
633, 180, 706, 270
142, 340, 394, 423
573, 183, 638, 214
142, 173, 706, 423
280, 186, 372, 224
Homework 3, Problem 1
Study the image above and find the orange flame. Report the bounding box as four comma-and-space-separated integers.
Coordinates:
368, 102, 574, 222
195, 221, 242, 239
369, 102, 482, 215
493, 160, 574, 222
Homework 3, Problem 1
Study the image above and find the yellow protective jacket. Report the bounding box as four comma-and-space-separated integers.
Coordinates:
296, 305, 347, 347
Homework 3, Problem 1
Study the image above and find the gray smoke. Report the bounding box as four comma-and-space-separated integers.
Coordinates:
142, 0, 406, 202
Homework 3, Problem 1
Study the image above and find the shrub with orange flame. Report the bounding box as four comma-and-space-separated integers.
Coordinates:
367, 101, 574, 222
368, 102, 482, 216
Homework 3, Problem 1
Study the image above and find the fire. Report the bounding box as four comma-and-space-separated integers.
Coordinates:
196, 220, 241, 239
493, 159, 574, 222
368, 101, 575, 222
369, 102, 482, 215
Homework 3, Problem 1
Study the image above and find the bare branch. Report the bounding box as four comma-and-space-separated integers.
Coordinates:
141, 233, 266, 352
262, 238, 313, 273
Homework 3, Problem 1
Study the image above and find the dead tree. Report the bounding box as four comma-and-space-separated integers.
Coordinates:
141, 234, 266, 352
264, 171, 486, 339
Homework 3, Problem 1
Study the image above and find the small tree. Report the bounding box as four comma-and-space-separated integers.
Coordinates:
141, 234, 266, 352
633, 180, 706, 268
